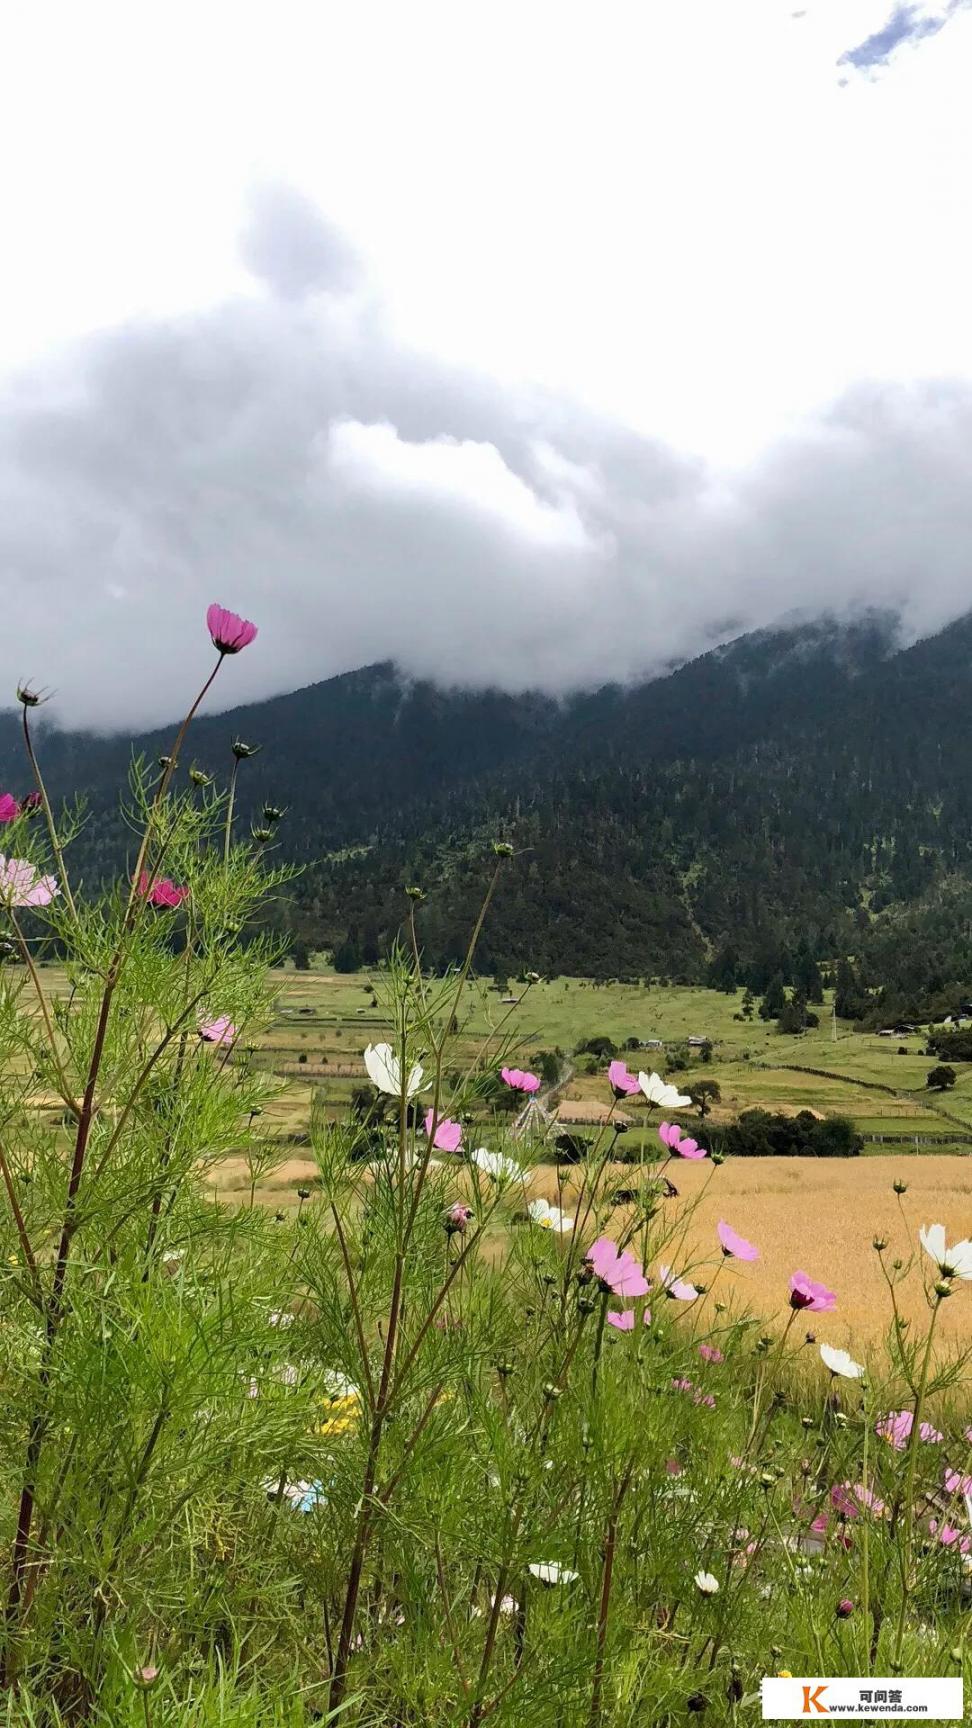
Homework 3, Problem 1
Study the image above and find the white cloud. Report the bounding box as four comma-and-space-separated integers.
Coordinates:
0, 4, 970, 724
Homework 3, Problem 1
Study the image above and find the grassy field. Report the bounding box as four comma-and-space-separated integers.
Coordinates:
27, 962, 972, 1344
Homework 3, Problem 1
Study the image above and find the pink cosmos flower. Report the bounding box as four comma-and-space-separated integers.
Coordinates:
424, 1110, 463, 1152
137, 871, 189, 909
698, 1343, 724, 1364
586, 1236, 650, 1298
22, 792, 42, 812
607, 1060, 641, 1096
672, 1377, 694, 1394
717, 1220, 759, 1262
831, 1482, 886, 1520
944, 1470, 972, 1497
659, 1264, 699, 1301
695, 1390, 716, 1409
199, 1016, 237, 1046
876, 1410, 943, 1450
788, 1271, 837, 1313
445, 1203, 473, 1234
207, 603, 258, 655
0, 794, 20, 824
500, 1066, 540, 1093
665, 1458, 683, 1476
658, 1122, 707, 1160
928, 1519, 972, 1554
606, 1306, 651, 1332
0, 857, 60, 908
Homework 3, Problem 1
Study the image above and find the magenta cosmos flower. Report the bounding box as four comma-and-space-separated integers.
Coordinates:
788, 1271, 837, 1313
199, 1016, 237, 1046
876, 1410, 942, 1450
0, 794, 21, 824
698, 1343, 724, 1364
137, 872, 189, 909
658, 1122, 707, 1160
607, 1060, 641, 1097
586, 1236, 650, 1298
0, 857, 59, 908
500, 1066, 540, 1094
207, 603, 258, 655
717, 1220, 759, 1261
424, 1109, 462, 1152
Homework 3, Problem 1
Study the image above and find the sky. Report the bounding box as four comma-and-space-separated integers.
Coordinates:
2, 0, 972, 727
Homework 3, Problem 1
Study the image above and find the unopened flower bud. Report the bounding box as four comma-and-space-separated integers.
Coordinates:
231, 738, 260, 760
189, 765, 212, 787
892, 1258, 903, 1271
297, 1186, 311, 1200
577, 1296, 597, 1315
252, 826, 273, 842
133, 1665, 160, 1687
759, 1471, 775, 1490
836, 1598, 854, 1619
801, 1415, 814, 1429
542, 1381, 561, 1401
710, 1148, 726, 1166
274, 1210, 285, 1223
804, 1332, 816, 1345
157, 755, 172, 770
263, 804, 284, 823
714, 1300, 726, 1313
525, 971, 541, 984
893, 1179, 908, 1195
694, 1283, 708, 1296
934, 1279, 953, 1300
756, 1335, 773, 1354
686, 1694, 708, 1714
405, 885, 426, 902
872, 1235, 888, 1252
491, 841, 514, 857
22, 791, 42, 814
17, 683, 42, 708
495, 1360, 514, 1378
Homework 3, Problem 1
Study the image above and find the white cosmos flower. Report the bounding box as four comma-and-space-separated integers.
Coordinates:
694, 1571, 720, 1595
269, 1310, 295, 1328
639, 1070, 692, 1110
363, 1042, 425, 1099
820, 1343, 864, 1380
527, 1198, 574, 1232
322, 1369, 359, 1400
471, 1147, 532, 1185
528, 1562, 579, 1585
919, 1223, 972, 1281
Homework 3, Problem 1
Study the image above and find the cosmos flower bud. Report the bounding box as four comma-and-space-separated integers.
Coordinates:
577, 1296, 597, 1315
893, 1179, 908, 1195
542, 1382, 561, 1401
759, 1471, 775, 1490
710, 1148, 726, 1165
491, 841, 514, 857
801, 1416, 814, 1429
804, 1332, 816, 1345
189, 765, 212, 787
17, 683, 43, 708
836, 1599, 854, 1619
525, 970, 541, 984
934, 1279, 953, 1299
158, 755, 173, 770
297, 1186, 311, 1201
263, 804, 284, 823
22, 792, 42, 815
686, 1694, 709, 1714
495, 1360, 514, 1377
892, 1258, 903, 1271
405, 885, 426, 901
252, 827, 273, 842
133, 1665, 160, 1687
274, 1210, 285, 1223
872, 1235, 888, 1252
231, 738, 261, 760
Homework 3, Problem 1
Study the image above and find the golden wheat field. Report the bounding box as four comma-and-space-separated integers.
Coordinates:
209, 1148, 972, 1351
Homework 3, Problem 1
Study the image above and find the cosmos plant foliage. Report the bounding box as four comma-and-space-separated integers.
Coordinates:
0, 617, 970, 1725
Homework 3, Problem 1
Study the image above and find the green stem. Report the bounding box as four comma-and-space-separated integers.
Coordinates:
891, 1295, 942, 1667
